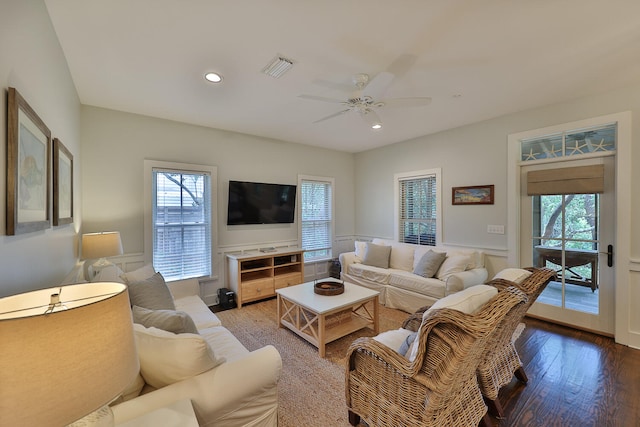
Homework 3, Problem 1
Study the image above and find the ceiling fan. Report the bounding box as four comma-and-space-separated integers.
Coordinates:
298, 71, 431, 129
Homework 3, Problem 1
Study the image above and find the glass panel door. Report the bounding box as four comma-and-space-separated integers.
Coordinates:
521, 157, 614, 335
533, 194, 599, 314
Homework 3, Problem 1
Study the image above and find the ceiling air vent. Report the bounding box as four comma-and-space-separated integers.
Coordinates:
261, 55, 294, 78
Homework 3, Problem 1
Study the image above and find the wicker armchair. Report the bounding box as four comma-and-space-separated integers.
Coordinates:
345, 287, 527, 427
477, 267, 556, 418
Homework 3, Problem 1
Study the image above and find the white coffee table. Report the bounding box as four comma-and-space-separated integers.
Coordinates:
276, 279, 379, 357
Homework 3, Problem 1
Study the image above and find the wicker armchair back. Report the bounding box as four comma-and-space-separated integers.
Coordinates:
477, 267, 556, 417
345, 286, 527, 427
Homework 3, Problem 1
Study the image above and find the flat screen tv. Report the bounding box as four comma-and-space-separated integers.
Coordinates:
227, 180, 297, 225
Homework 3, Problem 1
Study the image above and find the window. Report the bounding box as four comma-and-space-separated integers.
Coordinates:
299, 176, 334, 262
520, 123, 616, 162
144, 161, 217, 281
395, 169, 441, 246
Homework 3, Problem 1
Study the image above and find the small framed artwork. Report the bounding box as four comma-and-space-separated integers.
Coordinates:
53, 138, 73, 226
6, 87, 51, 235
452, 184, 495, 205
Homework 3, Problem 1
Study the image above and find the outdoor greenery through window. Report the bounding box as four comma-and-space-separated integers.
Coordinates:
399, 174, 437, 246
152, 168, 212, 281
533, 194, 599, 288
300, 177, 333, 262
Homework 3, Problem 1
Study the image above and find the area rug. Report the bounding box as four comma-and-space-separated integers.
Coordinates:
215, 297, 407, 427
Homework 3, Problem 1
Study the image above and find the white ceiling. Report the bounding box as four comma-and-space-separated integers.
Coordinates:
44, 0, 640, 153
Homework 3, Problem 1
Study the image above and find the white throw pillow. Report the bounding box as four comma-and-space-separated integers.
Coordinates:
373, 328, 414, 353
436, 255, 471, 280
493, 268, 532, 284
389, 244, 415, 271
121, 264, 156, 284
408, 284, 498, 361
133, 324, 224, 389
354, 241, 367, 262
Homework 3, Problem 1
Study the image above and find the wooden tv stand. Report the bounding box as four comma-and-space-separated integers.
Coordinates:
227, 248, 305, 307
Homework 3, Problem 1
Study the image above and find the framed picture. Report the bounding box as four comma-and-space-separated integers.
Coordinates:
53, 138, 73, 226
6, 87, 51, 235
452, 184, 494, 205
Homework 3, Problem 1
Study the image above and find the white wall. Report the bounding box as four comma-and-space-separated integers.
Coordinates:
354, 82, 640, 345
80, 106, 356, 301
0, 1, 82, 297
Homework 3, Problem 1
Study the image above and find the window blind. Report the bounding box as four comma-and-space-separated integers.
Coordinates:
301, 179, 332, 261
399, 175, 436, 246
152, 168, 212, 280
527, 164, 604, 195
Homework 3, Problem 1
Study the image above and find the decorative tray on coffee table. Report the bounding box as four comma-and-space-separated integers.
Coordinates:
314, 280, 345, 296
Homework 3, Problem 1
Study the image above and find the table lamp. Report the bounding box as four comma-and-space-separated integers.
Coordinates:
82, 231, 124, 279
0, 282, 139, 426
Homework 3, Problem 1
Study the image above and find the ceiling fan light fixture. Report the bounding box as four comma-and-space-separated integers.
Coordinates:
261, 55, 294, 78
204, 72, 223, 83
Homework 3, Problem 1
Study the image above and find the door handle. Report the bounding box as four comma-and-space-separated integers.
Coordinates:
599, 244, 614, 267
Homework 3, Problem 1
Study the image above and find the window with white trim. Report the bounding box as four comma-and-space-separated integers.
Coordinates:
395, 169, 441, 246
299, 176, 334, 262
145, 161, 217, 281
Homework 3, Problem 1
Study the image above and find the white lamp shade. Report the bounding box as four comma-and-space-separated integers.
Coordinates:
0, 282, 139, 426
82, 232, 124, 260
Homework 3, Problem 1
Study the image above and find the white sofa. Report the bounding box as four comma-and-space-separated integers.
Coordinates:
111, 278, 282, 427
339, 238, 488, 313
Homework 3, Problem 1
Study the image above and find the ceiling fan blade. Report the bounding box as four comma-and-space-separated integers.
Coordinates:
313, 109, 351, 124
362, 71, 395, 99
377, 97, 432, 108
298, 94, 346, 104
358, 109, 382, 128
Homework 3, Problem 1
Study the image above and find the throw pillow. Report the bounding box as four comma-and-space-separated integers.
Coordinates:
413, 250, 446, 278
398, 331, 418, 356
354, 241, 367, 262
121, 264, 156, 284
133, 324, 224, 389
493, 268, 532, 284
128, 272, 176, 310
362, 243, 392, 269
389, 244, 415, 271
132, 305, 198, 334
373, 328, 415, 354
407, 284, 498, 362
435, 255, 471, 280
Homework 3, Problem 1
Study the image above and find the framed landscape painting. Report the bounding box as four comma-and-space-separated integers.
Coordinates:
6, 87, 51, 235
53, 138, 73, 225
452, 184, 494, 205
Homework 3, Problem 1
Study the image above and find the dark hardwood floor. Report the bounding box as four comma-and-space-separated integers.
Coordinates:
489, 317, 640, 426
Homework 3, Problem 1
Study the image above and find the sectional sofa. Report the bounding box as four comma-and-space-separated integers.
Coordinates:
87, 266, 282, 427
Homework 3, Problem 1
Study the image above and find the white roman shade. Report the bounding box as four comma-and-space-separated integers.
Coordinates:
527, 164, 604, 196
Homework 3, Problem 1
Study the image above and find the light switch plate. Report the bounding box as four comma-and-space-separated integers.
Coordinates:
487, 224, 505, 234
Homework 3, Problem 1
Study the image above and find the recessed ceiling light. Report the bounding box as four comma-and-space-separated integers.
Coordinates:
204, 72, 223, 83
371, 123, 382, 130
